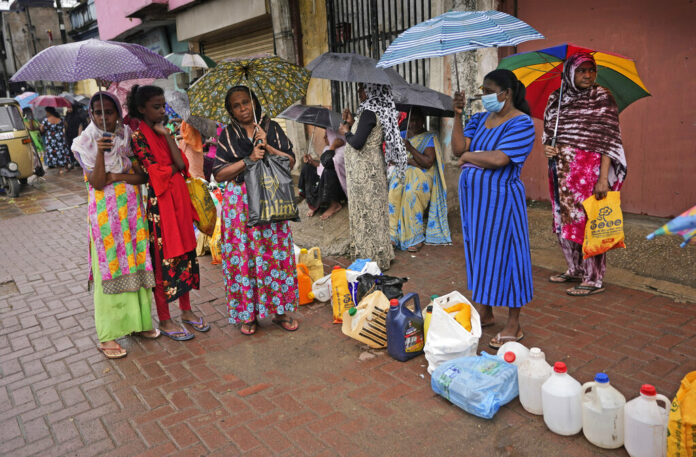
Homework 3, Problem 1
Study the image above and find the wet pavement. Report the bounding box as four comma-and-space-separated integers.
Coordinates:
0, 168, 87, 220
0, 170, 694, 456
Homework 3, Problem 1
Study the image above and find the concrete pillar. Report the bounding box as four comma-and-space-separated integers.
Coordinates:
269, 0, 307, 165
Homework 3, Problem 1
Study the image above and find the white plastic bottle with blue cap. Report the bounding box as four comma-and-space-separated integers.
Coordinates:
581, 373, 626, 449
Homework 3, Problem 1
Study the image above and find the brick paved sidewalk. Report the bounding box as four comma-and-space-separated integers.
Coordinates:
1, 205, 694, 457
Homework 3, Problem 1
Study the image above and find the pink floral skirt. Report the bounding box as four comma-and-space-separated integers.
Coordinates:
220, 181, 298, 324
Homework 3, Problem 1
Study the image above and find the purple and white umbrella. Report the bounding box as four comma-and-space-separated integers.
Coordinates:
10, 38, 182, 83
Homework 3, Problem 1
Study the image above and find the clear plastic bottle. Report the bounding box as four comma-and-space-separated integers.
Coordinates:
582, 373, 626, 449
541, 361, 582, 435
624, 384, 669, 457
517, 347, 552, 415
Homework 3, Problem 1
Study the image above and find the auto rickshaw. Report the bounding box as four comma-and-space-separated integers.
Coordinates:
0, 98, 35, 197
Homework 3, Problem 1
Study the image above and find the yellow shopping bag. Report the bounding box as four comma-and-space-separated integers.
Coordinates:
210, 216, 222, 265
581, 191, 626, 259
668, 371, 696, 457
186, 177, 217, 236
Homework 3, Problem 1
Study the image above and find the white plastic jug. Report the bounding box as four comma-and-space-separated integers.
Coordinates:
624, 384, 669, 457
582, 373, 626, 449
518, 347, 552, 415
497, 342, 529, 366
309, 274, 332, 302
541, 362, 582, 435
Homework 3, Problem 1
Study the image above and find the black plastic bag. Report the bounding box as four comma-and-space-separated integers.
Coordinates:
355, 273, 408, 304
244, 154, 299, 227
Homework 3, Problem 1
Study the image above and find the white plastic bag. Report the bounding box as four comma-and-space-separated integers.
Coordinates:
424, 291, 481, 374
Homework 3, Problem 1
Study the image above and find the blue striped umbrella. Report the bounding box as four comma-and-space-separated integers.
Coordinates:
376, 10, 544, 69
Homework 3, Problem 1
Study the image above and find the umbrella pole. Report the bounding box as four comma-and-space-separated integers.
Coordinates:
549, 77, 564, 210
453, 58, 461, 93
406, 106, 412, 138
307, 128, 315, 159
97, 80, 106, 131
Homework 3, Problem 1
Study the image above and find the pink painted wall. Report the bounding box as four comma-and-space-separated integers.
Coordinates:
94, 0, 144, 40
168, 0, 197, 11
509, 0, 696, 217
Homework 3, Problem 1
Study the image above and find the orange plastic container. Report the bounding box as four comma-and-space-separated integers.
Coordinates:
297, 263, 313, 305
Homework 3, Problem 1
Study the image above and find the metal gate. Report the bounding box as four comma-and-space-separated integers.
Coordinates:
326, 0, 433, 111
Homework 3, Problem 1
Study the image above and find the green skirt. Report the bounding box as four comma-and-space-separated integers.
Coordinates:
91, 235, 154, 343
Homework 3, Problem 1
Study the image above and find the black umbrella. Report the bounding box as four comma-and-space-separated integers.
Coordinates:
393, 82, 454, 117
307, 52, 406, 86
277, 105, 343, 130
278, 104, 345, 159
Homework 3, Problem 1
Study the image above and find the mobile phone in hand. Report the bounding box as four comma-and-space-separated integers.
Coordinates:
102, 132, 113, 152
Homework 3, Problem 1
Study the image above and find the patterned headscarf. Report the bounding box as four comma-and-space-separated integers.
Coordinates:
542, 52, 627, 188
358, 83, 408, 178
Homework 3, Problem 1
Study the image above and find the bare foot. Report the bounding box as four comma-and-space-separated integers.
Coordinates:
320, 201, 342, 220
306, 208, 316, 217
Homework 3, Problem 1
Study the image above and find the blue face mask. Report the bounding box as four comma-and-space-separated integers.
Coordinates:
481, 92, 505, 113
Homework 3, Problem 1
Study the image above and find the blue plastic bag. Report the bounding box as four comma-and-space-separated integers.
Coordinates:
431, 352, 518, 419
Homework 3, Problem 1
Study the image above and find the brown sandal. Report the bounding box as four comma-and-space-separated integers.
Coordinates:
97, 343, 127, 359
549, 273, 582, 283
240, 320, 258, 335
271, 316, 299, 332
488, 330, 524, 349
567, 284, 606, 296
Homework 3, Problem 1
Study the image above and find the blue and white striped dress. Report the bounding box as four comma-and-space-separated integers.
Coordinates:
459, 112, 535, 308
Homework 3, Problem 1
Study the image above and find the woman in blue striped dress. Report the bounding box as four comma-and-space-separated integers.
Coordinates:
451, 69, 535, 349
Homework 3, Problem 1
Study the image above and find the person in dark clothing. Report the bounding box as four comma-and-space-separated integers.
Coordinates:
298, 128, 347, 220
65, 102, 89, 165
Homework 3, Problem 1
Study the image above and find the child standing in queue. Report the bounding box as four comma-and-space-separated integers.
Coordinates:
127, 85, 208, 340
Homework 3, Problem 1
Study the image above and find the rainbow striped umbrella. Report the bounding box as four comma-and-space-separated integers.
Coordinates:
647, 205, 696, 247
497, 43, 650, 119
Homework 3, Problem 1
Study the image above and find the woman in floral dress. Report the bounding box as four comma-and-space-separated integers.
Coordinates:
213, 86, 299, 336
41, 107, 72, 173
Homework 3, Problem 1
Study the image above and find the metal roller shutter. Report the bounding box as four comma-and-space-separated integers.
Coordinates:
202, 27, 275, 62
202, 27, 288, 133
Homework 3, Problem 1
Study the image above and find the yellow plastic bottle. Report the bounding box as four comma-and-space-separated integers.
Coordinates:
330, 266, 354, 324
305, 247, 324, 282
423, 294, 438, 343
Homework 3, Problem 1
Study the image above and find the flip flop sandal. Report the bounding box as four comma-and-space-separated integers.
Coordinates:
407, 243, 424, 252
240, 320, 258, 336
97, 344, 127, 359
160, 329, 195, 341
271, 316, 299, 332
136, 328, 161, 339
567, 285, 606, 296
488, 330, 524, 349
549, 273, 583, 283
182, 318, 210, 332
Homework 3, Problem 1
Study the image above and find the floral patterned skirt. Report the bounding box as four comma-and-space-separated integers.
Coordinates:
549, 146, 601, 244
221, 181, 298, 324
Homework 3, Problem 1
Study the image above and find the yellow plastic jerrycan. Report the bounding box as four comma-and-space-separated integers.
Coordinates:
331, 266, 354, 324
423, 294, 438, 343
299, 247, 324, 282
443, 302, 472, 332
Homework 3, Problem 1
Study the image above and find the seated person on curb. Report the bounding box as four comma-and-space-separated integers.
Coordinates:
298, 128, 348, 220
388, 107, 451, 252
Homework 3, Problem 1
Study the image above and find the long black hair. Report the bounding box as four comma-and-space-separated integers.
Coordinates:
126, 84, 164, 119
224, 86, 262, 123
484, 69, 530, 115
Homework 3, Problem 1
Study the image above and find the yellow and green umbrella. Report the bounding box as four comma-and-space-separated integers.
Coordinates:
188, 54, 310, 124
497, 43, 650, 119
